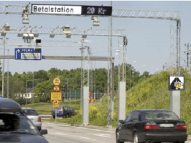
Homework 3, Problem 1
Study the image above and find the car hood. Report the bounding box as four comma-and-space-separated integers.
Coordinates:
0, 133, 48, 143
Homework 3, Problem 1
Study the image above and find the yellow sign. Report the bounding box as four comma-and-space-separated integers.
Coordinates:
53, 78, 61, 86
52, 100, 59, 108
51, 92, 62, 101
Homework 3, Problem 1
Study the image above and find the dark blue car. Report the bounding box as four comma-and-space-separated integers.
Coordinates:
52, 106, 75, 119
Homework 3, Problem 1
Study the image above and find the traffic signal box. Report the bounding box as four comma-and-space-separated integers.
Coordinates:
51, 78, 62, 108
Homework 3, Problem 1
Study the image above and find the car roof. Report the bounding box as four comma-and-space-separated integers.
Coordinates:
0, 98, 21, 113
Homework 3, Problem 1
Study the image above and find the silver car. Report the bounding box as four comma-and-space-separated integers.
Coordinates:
22, 107, 42, 130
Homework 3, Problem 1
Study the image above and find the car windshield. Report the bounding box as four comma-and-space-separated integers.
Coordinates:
23, 109, 38, 116
0, 113, 39, 135
142, 110, 179, 121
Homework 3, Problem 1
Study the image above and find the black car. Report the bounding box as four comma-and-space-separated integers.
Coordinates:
116, 109, 187, 143
0, 98, 48, 143
52, 106, 75, 119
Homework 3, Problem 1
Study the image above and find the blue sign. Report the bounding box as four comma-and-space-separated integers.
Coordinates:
15, 48, 42, 60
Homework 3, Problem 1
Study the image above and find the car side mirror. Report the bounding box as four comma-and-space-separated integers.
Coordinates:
40, 129, 48, 135
118, 120, 125, 124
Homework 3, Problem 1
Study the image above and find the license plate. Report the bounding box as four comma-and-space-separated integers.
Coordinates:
159, 124, 174, 127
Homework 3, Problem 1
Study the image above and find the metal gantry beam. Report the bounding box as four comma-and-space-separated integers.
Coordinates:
112, 9, 180, 21
0, 55, 114, 61
0, 4, 23, 14
0, 4, 181, 22
0, 4, 181, 73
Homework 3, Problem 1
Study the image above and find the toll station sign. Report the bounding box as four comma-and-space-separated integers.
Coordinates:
31, 4, 112, 16
31, 4, 82, 15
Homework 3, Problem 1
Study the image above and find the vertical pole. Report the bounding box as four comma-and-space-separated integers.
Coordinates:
83, 86, 89, 126
108, 1, 113, 127
118, 36, 127, 120
2, 36, 5, 97
80, 44, 90, 126
6, 49, 9, 98
80, 46, 84, 118
176, 20, 181, 74
32, 72, 34, 102
118, 81, 126, 120
170, 91, 180, 117
186, 44, 189, 68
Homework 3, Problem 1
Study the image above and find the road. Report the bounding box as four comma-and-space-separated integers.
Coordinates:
42, 122, 191, 143
42, 122, 115, 143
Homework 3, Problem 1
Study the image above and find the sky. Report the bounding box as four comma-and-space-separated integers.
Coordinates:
0, 1, 190, 74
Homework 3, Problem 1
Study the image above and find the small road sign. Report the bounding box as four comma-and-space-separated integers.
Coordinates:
53, 78, 61, 86
15, 48, 42, 60
169, 76, 184, 90
52, 100, 60, 108
51, 92, 62, 101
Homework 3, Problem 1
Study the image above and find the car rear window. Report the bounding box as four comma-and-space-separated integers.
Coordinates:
0, 113, 19, 131
0, 113, 39, 134
142, 110, 179, 121
23, 109, 38, 116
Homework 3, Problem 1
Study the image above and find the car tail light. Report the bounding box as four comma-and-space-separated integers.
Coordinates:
176, 123, 187, 130
144, 123, 160, 130
38, 116, 42, 122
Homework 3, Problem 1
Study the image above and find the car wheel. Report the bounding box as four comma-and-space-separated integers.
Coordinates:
116, 131, 124, 143
133, 133, 140, 143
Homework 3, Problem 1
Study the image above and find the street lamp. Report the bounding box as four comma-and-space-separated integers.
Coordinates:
91, 16, 100, 26
18, 32, 39, 43
49, 32, 55, 38
63, 25, 71, 38
22, 4, 29, 24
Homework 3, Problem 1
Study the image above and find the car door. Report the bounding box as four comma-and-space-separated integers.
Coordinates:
123, 111, 140, 141
118, 112, 132, 140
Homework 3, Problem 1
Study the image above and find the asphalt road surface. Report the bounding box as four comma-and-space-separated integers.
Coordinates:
42, 122, 115, 143
42, 122, 191, 143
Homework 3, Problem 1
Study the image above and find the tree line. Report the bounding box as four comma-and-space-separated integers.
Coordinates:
0, 64, 150, 104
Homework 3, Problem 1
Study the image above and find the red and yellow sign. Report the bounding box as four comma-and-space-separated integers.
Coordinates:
51, 78, 62, 108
